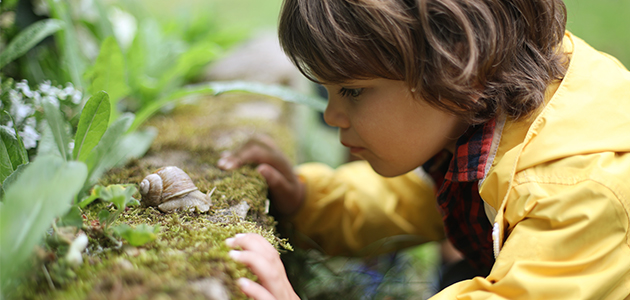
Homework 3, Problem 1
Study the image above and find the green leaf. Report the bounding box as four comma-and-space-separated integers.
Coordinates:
78, 185, 105, 208
98, 209, 111, 225
73, 91, 111, 161
57, 205, 84, 228
159, 41, 221, 87
208, 81, 328, 111
97, 184, 138, 210
84, 114, 134, 186
1, 163, 28, 199
129, 81, 327, 132
0, 113, 29, 183
113, 224, 159, 247
0, 19, 64, 69
0, 155, 87, 292
36, 120, 63, 159
46, 0, 86, 87
84, 37, 130, 122
42, 99, 71, 161
92, 0, 115, 40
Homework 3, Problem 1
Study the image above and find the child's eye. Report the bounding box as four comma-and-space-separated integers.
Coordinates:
338, 87, 363, 98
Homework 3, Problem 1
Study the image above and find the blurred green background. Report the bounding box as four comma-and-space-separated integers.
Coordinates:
564, 0, 630, 67
157, 0, 630, 66
180, 0, 628, 66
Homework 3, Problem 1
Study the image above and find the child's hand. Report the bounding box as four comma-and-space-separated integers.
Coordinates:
226, 233, 300, 300
217, 135, 304, 216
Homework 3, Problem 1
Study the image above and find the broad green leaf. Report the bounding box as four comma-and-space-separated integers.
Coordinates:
0, 131, 15, 184
78, 185, 105, 208
84, 114, 134, 186
103, 127, 156, 167
84, 37, 130, 122
0, 19, 64, 69
57, 205, 84, 228
129, 81, 327, 132
4, 112, 29, 164
73, 91, 110, 162
42, 99, 71, 161
113, 224, 159, 247
36, 120, 63, 159
85, 127, 156, 191
1, 163, 28, 199
97, 184, 138, 210
0, 155, 87, 292
0, 113, 29, 182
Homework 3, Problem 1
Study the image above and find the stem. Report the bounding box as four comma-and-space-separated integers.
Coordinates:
41, 265, 56, 291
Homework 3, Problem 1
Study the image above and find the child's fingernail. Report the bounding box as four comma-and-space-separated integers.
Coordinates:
225, 238, 235, 247
229, 250, 241, 260
217, 157, 228, 167
219, 159, 235, 170
237, 277, 251, 288
235, 233, 247, 238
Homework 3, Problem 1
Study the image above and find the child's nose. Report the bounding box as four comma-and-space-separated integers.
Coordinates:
323, 98, 350, 129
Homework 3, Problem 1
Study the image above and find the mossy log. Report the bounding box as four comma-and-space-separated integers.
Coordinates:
16, 93, 296, 300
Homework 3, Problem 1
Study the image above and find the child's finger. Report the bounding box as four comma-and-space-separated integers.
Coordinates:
237, 278, 277, 300
227, 233, 279, 262
256, 164, 301, 214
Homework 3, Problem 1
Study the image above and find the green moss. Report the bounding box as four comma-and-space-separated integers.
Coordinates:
13, 94, 296, 299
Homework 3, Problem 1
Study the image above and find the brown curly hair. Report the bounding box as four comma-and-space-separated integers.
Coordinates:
278, 0, 568, 124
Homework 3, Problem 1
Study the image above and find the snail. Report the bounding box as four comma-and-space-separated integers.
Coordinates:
139, 166, 213, 213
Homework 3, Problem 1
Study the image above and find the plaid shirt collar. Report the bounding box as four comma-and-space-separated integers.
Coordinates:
445, 117, 497, 183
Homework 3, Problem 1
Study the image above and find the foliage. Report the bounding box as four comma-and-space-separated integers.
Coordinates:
0, 78, 83, 151
112, 223, 160, 247
83, 37, 129, 122
0, 86, 154, 298
0, 155, 87, 293
80, 183, 160, 248
0, 112, 28, 183
72, 91, 109, 162
0, 19, 64, 69
130, 80, 327, 132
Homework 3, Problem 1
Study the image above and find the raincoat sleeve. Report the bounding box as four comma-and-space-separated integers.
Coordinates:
432, 178, 630, 299
288, 161, 445, 256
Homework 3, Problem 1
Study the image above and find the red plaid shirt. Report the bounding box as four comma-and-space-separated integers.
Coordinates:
424, 118, 497, 273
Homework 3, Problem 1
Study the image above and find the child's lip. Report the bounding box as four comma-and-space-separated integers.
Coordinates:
341, 142, 364, 153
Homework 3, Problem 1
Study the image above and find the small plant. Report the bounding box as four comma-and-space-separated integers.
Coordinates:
81, 183, 160, 248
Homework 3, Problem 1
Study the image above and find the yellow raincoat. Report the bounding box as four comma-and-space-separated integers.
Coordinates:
290, 33, 630, 299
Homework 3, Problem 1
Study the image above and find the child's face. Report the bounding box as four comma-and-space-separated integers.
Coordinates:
322, 78, 469, 177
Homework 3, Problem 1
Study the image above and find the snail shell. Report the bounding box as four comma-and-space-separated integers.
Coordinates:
139, 166, 212, 212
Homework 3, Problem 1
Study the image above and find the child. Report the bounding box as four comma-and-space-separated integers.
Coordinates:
220, 0, 630, 299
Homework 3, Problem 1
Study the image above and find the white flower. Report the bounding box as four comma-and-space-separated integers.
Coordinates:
8, 89, 22, 103
109, 7, 137, 50
43, 94, 60, 108
71, 90, 83, 105
61, 83, 83, 104
38, 80, 53, 95
32, 91, 42, 106
16, 80, 34, 98
9, 91, 34, 124
66, 233, 89, 266
20, 118, 40, 149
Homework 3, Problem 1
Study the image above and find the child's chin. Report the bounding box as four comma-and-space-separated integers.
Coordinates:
368, 162, 408, 178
